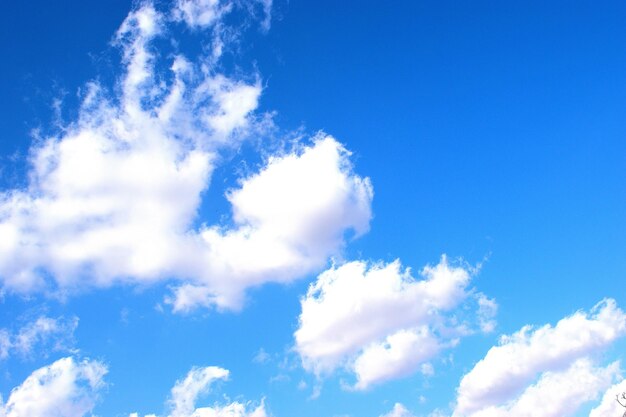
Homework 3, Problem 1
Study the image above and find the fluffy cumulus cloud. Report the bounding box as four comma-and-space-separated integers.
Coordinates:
130, 365, 266, 417
589, 378, 626, 417
0, 0, 372, 311
0, 316, 78, 360
0, 356, 107, 417
452, 299, 626, 417
295, 256, 493, 389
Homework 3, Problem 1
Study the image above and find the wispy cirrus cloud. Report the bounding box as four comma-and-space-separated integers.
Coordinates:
0, 315, 78, 361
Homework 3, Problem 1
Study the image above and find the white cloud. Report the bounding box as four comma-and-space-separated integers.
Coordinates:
353, 327, 440, 390
459, 359, 620, 417
173, 0, 228, 29
131, 365, 266, 417
453, 299, 626, 417
0, 1, 372, 312
258, 0, 273, 32
170, 367, 228, 417
167, 135, 373, 311
0, 330, 11, 359
172, 0, 272, 33
2, 356, 107, 417
589, 378, 626, 417
201, 75, 262, 140
253, 348, 270, 364
0, 316, 77, 360
476, 294, 497, 334
13, 316, 78, 358
380, 403, 416, 417
295, 256, 489, 389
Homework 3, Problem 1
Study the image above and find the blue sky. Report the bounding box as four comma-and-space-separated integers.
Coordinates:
0, 1, 625, 416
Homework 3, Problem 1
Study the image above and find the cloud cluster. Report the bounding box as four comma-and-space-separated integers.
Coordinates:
0, 356, 107, 417
295, 256, 493, 389
452, 299, 626, 417
131, 365, 266, 417
0, 1, 372, 311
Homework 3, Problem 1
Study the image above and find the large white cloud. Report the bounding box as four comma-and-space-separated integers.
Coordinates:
0, 1, 373, 311
130, 365, 266, 417
452, 299, 626, 417
1, 356, 107, 417
295, 256, 493, 389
